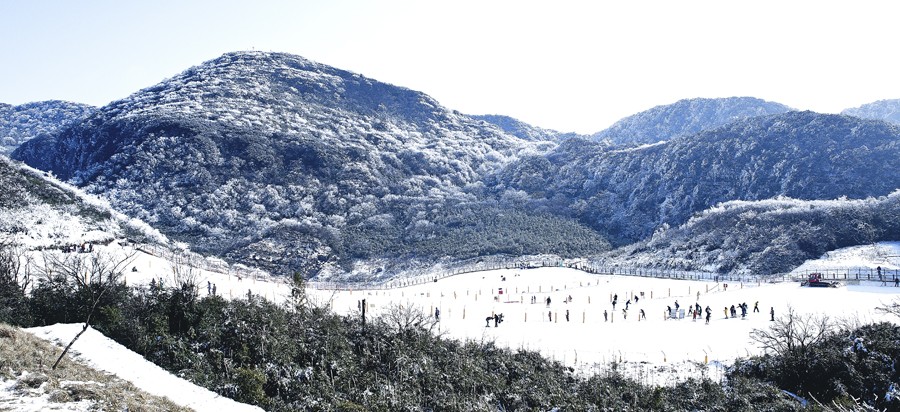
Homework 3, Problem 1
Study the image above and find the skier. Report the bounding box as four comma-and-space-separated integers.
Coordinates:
753, 301, 759, 313
705, 311, 711, 324
625, 300, 631, 310
565, 309, 570, 322
730, 305, 736, 318
435, 307, 440, 321
639, 308, 646, 320
770, 307, 775, 321
622, 308, 627, 320
674, 300, 680, 311
548, 311, 552, 322
604, 310, 608, 322
546, 296, 552, 307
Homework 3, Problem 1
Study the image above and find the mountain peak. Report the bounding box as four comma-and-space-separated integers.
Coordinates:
593, 96, 793, 146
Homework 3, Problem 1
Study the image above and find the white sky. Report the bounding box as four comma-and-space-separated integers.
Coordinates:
1, 0, 899, 134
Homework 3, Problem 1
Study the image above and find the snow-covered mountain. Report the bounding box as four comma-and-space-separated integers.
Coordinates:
490, 111, 900, 244
470, 114, 582, 142
0, 101, 95, 155
9, 51, 900, 279
842, 98, 900, 125
12, 51, 609, 278
592, 97, 792, 146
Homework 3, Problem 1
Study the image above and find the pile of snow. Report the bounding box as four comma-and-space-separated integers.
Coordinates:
0, 377, 94, 412
26, 324, 262, 412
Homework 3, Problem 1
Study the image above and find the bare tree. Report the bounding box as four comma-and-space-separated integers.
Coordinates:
166, 250, 200, 299
378, 303, 440, 334
40, 248, 135, 370
0, 239, 34, 324
876, 299, 900, 319
750, 305, 833, 357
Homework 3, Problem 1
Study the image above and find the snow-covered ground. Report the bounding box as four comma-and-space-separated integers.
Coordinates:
22, 324, 263, 412
12, 240, 900, 408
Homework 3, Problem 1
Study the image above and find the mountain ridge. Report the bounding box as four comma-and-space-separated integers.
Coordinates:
592, 97, 793, 146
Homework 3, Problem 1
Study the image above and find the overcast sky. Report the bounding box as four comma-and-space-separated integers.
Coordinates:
1, 1, 898, 134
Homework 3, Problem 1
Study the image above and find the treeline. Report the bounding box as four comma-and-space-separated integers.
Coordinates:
2, 248, 898, 410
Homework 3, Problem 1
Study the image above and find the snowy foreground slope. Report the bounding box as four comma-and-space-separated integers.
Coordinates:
17, 241, 900, 408
23, 324, 263, 412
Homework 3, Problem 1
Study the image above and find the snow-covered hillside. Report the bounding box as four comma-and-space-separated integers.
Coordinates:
24, 324, 262, 412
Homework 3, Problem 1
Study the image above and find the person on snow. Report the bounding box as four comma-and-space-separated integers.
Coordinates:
565, 309, 570, 322
730, 305, 736, 318
625, 300, 631, 310
723, 307, 728, 318
546, 296, 552, 307
753, 301, 759, 313
435, 307, 440, 321
770, 307, 775, 321
548, 311, 552, 322
604, 310, 608, 322
639, 308, 646, 320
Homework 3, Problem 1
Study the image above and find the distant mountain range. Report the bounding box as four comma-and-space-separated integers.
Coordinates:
0, 101, 95, 155
842, 99, 900, 125
591, 97, 793, 146
5, 51, 900, 278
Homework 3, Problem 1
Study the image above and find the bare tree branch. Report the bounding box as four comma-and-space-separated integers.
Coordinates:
47, 248, 135, 370
750, 305, 833, 357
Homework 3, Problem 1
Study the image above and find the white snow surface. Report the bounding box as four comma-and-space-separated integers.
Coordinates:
21, 324, 263, 412
11, 240, 900, 408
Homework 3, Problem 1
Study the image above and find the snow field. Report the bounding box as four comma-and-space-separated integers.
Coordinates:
26, 240, 900, 388
313, 267, 900, 384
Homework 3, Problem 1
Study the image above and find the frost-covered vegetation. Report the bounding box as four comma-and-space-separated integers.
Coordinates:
604, 192, 900, 275
0, 101, 95, 155
591, 97, 792, 146
8, 51, 900, 279
843, 98, 900, 125
491, 111, 900, 245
